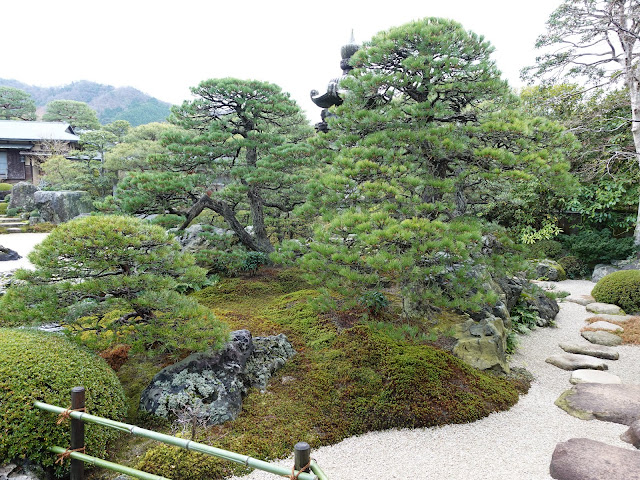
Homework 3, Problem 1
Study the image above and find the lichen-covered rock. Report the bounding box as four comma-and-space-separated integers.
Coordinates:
7, 182, 38, 212
592, 264, 620, 283
33, 191, 93, 224
453, 315, 508, 373
172, 224, 234, 251
534, 259, 567, 281
524, 291, 560, 327
139, 330, 295, 425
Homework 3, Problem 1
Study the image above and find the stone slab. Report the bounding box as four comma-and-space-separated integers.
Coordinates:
621, 420, 640, 449
565, 295, 596, 306
570, 369, 621, 385
559, 342, 619, 360
586, 302, 625, 315
586, 321, 624, 332
550, 438, 640, 480
546, 354, 608, 371
581, 330, 622, 346
556, 383, 640, 425
586, 313, 638, 323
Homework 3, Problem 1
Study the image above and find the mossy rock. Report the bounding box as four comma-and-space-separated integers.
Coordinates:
534, 259, 567, 281
592, 270, 640, 314
0, 329, 127, 477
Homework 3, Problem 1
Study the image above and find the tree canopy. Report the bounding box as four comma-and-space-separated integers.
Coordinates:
43, 99, 101, 130
0, 86, 36, 121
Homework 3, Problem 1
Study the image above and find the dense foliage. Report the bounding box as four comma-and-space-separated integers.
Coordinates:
0, 86, 36, 120
592, 270, 640, 313
0, 215, 228, 354
42, 100, 101, 130
0, 328, 126, 476
295, 18, 574, 313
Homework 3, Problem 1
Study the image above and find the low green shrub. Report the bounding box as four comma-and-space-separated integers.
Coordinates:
557, 255, 589, 279
0, 183, 12, 191
5, 208, 19, 217
146, 214, 185, 229
0, 203, 7, 215
0, 328, 127, 477
560, 229, 635, 266
592, 270, 640, 313
525, 239, 564, 259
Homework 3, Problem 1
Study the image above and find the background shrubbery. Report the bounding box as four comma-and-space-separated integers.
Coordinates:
0, 329, 127, 476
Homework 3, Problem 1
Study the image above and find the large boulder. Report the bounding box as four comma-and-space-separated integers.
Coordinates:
523, 290, 560, 327
0, 247, 20, 262
550, 438, 640, 480
172, 223, 234, 251
140, 330, 295, 425
592, 260, 640, 282
33, 190, 93, 224
7, 182, 38, 212
534, 259, 567, 281
453, 315, 509, 373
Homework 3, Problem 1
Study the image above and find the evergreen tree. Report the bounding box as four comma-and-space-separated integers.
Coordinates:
43, 99, 100, 130
0, 86, 36, 120
297, 18, 575, 314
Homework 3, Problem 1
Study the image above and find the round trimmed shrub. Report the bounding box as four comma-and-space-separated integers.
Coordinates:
0, 328, 127, 477
0, 183, 12, 191
592, 270, 640, 313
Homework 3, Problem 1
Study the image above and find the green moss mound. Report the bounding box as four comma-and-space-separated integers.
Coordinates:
0, 183, 12, 191
0, 203, 7, 215
0, 329, 127, 477
136, 279, 519, 480
592, 270, 640, 313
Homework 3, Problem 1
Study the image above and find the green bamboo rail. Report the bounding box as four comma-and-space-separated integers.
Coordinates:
48, 446, 170, 480
35, 401, 324, 480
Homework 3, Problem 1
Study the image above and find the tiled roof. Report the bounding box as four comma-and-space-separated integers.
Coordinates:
0, 120, 79, 142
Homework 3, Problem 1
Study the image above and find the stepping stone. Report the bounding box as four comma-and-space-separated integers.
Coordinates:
555, 383, 640, 425
559, 342, 619, 360
550, 438, 640, 480
585, 321, 624, 332
586, 302, 625, 315
570, 369, 621, 385
587, 313, 637, 323
565, 294, 596, 306
581, 330, 622, 346
546, 354, 608, 371
621, 420, 640, 449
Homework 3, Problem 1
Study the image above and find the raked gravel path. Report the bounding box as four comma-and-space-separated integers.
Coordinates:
230, 280, 640, 480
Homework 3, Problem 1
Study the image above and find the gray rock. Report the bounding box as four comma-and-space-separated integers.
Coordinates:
0, 462, 44, 480
586, 313, 637, 323
586, 321, 624, 332
564, 295, 596, 306
33, 191, 93, 224
592, 264, 620, 283
524, 291, 560, 326
550, 438, 640, 480
570, 370, 621, 385
546, 354, 608, 371
586, 303, 625, 315
555, 383, 640, 425
559, 343, 619, 360
0, 246, 20, 262
453, 315, 509, 373
621, 420, 640, 449
7, 182, 39, 212
581, 330, 623, 346
140, 330, 295, 425
174, 223, 234, 251
494, 276, 526, 311
534, 259, 566, 281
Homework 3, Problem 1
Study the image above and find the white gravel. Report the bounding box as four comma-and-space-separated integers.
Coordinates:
230, 280, 640, 480
0, 233, 48, 272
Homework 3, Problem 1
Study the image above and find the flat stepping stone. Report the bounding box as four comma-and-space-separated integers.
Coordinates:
565, 294, 596, 306
581, 330, 622, 346
559, 342, 619, 360
585, 321, 624, 332
570, 369, 621, 385
586, 302, 625, 315
550, 438, 640, 480
621, 420, 640, 449
556, 383, 640, 425
587, 313, 637, 323
546, 354, 608, 371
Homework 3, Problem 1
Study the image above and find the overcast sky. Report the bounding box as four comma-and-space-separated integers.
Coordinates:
4, 0, 562, 123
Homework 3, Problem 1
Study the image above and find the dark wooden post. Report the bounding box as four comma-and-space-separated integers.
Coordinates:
294, 442, 311, 473
70, 387, 85, 480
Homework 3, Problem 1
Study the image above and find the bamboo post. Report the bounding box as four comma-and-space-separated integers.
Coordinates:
294, 442, 311, 473
70, 387, 85, 480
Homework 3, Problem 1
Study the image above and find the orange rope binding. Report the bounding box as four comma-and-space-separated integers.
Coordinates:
56, 407, 86, 425
55, 447, 86, 465
289, 460, 311, 480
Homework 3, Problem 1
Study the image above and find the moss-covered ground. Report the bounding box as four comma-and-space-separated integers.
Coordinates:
98, 268, 525, 480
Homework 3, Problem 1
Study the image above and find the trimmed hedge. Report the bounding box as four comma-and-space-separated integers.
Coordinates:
0, 329, 127, 477
0, 183, 12, 191
592, 270, 640, 313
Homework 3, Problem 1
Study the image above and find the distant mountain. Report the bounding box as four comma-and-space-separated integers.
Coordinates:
0, 79, 173, 127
